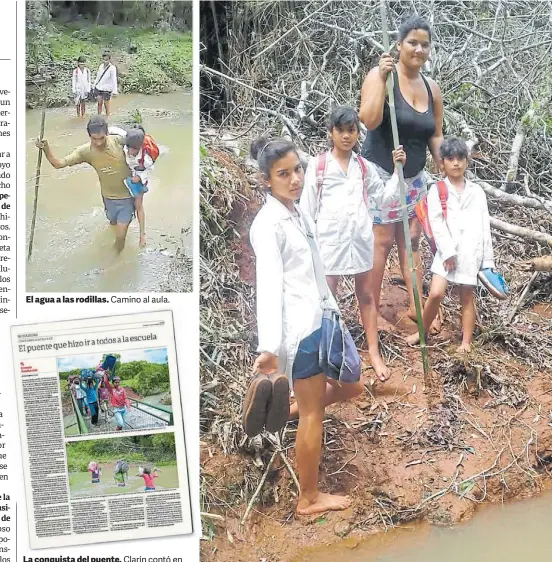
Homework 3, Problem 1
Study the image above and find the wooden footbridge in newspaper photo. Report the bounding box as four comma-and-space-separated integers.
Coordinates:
62, 389, 174, 435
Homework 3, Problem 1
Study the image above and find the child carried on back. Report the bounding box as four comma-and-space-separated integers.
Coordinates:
407, 137, 495, 353
108, 125, 160, 248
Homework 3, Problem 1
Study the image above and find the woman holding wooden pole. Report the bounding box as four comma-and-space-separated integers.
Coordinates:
359, 16, 443, 332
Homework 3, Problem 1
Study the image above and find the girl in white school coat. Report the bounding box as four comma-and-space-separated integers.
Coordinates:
72, 56, 91, 118
249, 136, 364, 516
406, 137, 495, 352
300, 106, 405, 381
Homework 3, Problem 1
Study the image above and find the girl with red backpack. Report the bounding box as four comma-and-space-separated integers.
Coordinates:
299, 106, 405, 382
109, 125, 160, 248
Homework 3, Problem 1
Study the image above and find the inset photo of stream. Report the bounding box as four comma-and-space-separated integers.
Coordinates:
25, 1, 193, 292
59, 349, 173, 437
66, 433, 178, 499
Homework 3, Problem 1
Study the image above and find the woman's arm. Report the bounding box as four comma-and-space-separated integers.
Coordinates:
358, 54, 394, 130
72, 70, 77, 94
427, 79, 444, 170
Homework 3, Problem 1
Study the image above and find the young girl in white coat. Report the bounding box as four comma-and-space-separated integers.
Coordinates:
406, 137, 495, 352
300, 106, 405, 381
249, 136, 364, 516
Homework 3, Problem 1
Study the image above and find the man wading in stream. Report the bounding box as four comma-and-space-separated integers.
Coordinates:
35, 115, 134, 253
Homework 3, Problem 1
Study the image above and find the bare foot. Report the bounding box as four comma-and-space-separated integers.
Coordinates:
377, 315, 394, 332
139, 235, 146, 248
457, 343, 472, 353
429, 313, 442, 335
296, 492, 351, 516
406, 332, 421, 346
369, 351, 390, 382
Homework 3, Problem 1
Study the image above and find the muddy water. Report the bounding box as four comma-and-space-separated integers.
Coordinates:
69, 463, 179, 499
294, 492, 552, 561
26, 91, 192, 292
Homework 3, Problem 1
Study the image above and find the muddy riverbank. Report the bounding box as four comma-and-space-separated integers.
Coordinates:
199, 145, 552, 562
27, 23, 192, 108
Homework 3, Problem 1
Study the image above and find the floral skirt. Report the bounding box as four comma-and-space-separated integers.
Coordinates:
368, 163, 428, 225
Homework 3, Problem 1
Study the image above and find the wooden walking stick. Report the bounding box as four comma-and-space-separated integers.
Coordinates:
379, 0, 430, 380
27, 98, 47, 262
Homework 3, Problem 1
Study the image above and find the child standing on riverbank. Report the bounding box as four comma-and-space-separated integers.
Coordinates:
72, 56, 91, 118
248, 136, 364, 516
406, 137, 495, 353
300, 106, 405, 382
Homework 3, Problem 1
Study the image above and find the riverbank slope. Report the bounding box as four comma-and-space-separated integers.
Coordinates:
199, 142, 552, 562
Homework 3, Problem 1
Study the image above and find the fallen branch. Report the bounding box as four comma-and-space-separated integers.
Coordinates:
504, 119, 527, 191
507, 271, 540, 324
468, 172, 552, 214
241, 450, 278, 526
489, 217, 552, 246
251, 0, 333, 61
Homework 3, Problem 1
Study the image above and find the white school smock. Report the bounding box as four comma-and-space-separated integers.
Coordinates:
250, 194, 339, 381
72, 67, 91, 101
124, 146, 155, 185
94, 63, 118, 94
107, 127, 155, 184
429, 178, 495, 286
299, 151, 385, 276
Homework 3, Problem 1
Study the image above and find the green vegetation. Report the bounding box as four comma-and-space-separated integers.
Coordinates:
26, 23, 192, 107
66, 433, 177, 472
59, 354, 170, 397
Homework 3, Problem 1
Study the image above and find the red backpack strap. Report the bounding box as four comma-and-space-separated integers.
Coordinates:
435, 180, 448, 220
356, 154, 369, 206
314, 152, 327, 221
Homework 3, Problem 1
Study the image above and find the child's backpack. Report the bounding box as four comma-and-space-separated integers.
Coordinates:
101, 354, 117, 374
139, 134, 160, 166
114, 460, 129, 474
314, 152, 369, 221
413, 180, 448, 254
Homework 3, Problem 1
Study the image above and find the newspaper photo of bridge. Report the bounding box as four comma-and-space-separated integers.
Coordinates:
58, 348, 173, 436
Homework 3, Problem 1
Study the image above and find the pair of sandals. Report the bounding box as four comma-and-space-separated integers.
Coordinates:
242, 373, 290, 437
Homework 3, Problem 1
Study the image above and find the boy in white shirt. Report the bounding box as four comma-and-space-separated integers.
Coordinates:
407, 137, 495, 352
94, 51, 118, 118
72, 56, 91, 118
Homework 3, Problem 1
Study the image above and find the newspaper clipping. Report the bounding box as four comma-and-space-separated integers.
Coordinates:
11, 311, 192, 548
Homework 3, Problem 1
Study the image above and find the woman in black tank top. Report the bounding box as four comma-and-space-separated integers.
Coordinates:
358, 16, 443, 331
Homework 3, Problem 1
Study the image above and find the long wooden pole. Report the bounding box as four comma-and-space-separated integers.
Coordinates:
379, 0, 430, 378
27, 99, 47, 262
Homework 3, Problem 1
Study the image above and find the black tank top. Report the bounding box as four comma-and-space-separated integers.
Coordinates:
361, 72, 436, 178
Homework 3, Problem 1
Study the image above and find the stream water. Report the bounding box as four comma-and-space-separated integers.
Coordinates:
293, 491, 552, 562
26, 91, 192, 292
69, 463, 179, 499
